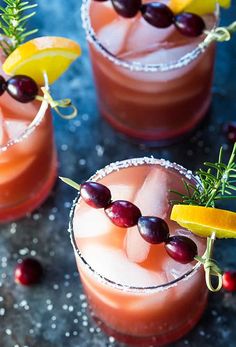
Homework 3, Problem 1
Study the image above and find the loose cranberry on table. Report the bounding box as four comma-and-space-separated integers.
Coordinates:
14, 258, 43, 286
223, 271, 236, 292
223, 122, 236, 143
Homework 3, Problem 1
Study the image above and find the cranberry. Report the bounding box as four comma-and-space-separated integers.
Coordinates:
6, 75, 38, 103
141, 3, 174, 28
174, 13, 205, 37
165, 236, 198, 264
81, 182, 112, 209
223, 122, 236, 143
111, 0, 141, 18
138, 216, 169, 244
14, 258, 43, 286
105, 200, 141, 227
0, 75, 6, 96
223, 271, 236, 292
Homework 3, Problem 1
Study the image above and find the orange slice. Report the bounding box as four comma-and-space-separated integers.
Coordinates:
168, 0, 231, 15
2, 36, 81, 86
170, 205, 236, 238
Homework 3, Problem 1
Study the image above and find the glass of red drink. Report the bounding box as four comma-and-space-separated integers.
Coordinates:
81, 0, 218, 143
69, 158, 208, 346
0, 56, 57, 222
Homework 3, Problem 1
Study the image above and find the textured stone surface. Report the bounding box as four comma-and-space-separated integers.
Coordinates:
0, 1, 236, 346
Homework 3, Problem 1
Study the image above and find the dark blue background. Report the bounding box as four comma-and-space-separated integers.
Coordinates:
0, 1, 236, 346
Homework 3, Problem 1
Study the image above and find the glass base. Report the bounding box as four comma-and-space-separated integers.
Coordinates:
90, 300, 207, 347
0, 161, 57, 223
101, 98, 211, 146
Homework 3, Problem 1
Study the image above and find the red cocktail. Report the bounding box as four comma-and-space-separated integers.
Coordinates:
70, 158, 208, 346
82, 0, 217, 143
0, 53, 57, 222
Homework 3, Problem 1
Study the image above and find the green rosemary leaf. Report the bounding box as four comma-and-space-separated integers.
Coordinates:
171, 144, 236, 207
0, 0, 38, 56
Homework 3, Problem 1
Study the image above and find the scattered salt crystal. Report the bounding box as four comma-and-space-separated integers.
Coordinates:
109, 336, 115, 343
0, 308, 5, 316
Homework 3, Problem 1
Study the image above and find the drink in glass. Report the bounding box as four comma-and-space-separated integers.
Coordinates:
81, 0, 217, 143
0, 53, 57, 222
70, 157, 208, 346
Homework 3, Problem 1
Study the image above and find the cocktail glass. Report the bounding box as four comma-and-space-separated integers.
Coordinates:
0, 54, 57, 222
81, 0, 218, 143
69, 158, 208, 346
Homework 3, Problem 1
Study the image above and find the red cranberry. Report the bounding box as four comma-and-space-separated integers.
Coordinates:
0, 75, 6, 96
141, 3, 174, 28
223, 271, 236, 292
138, 216, 169, 244
14, 258, 43, 286
81, 182, 112, 209
165, 236, 198, 264
111, 0, 141, 18
174, 13, 205, 37
223, 122, 236, 143
105, 200, 141, 227
6, 75, 38, 103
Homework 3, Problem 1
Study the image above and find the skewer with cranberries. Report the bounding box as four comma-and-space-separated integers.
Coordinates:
64, 179, 198, 264
94, 0, 206, 37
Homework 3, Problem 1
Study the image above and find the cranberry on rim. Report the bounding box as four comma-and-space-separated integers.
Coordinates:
81, 182, 112, 208
138, 216, 170, 244
165, 235, 198, 264
105, 200, 141, 227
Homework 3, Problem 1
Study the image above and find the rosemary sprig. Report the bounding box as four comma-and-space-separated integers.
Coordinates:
171, 143, 236, 207
0, 0, 38, 56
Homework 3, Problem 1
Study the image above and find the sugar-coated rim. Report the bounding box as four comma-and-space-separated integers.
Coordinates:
0, 76, 50, 153
69, 157, 204, 294
81, 0, 219, 72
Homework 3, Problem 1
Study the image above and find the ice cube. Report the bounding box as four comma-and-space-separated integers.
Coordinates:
97, 18, 134, 56
125, 168, 169, 263
5, 118, 30, 140
124, 16, 177, 56
162, 256, 193, 283
90, 0, 118, 33
73, 201, 114, 239
80, 243, 161, 287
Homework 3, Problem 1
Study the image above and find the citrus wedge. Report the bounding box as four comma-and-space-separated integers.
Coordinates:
2, 36, 81, 86
168, 0, 231, 15
171, 205, 236, 238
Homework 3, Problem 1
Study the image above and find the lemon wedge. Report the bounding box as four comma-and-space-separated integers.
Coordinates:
3, 36, 81, 86
171, 205, 236, 238
168, 0, 231, 15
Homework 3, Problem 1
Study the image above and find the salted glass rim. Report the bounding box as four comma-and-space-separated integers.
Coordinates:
0, 78, 50, 153
69, 157, 204, 294
81, 0, 219, 73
